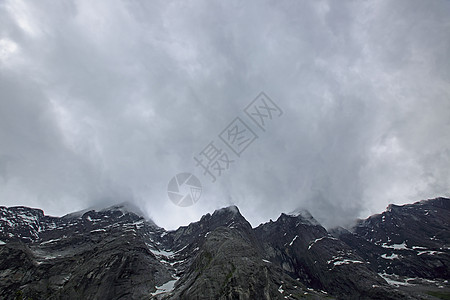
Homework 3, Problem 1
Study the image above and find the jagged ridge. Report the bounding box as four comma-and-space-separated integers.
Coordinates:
0, 198, 449, 299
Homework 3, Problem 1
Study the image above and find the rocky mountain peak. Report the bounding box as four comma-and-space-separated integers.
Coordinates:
212, 204, 240, 215
211, 205, 244, 222
285, 208, 321, 226
100, 201, 147, 217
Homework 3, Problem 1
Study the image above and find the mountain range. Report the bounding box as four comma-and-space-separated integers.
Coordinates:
0, 197, 449, 299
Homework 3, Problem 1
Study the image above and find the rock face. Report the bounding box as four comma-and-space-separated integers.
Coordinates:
0, 198, 449, 299
0, 205, 171, 300
332, 197, 450, 284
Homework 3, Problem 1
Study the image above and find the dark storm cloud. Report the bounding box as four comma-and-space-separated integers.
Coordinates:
1, 0, 449, 229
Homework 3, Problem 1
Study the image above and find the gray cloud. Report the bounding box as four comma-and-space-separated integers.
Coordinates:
0, 0, 449, 229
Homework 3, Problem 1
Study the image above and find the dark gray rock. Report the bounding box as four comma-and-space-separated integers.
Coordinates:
333, 197, 450, 280
0, 198, 448, 299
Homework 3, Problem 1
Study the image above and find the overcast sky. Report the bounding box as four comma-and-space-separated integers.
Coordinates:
1, 0, 449, 229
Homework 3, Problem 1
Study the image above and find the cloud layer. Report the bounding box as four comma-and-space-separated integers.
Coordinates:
1, 0, 449, 229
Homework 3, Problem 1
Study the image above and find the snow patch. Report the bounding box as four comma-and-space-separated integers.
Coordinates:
289, 235, 298, 246
131, 220, 145, 229
278, 285, 284, 294
151, 277, 179, 296
381, 241, 408, 250
417, 250, 443, 256
378, 273, 411, 286
308, 236, 337, 250
381, 253, 399, 260
41, 238, 61, 245
332, 259, 364, 266
174, 244, 188, 254
412, 246, 427, 250
149, 247, 175, 258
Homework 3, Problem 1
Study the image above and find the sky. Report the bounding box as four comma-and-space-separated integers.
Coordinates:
1, 0, 449, 230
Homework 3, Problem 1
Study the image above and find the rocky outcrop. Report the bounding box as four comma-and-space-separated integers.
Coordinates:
332, 197, 450, 280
